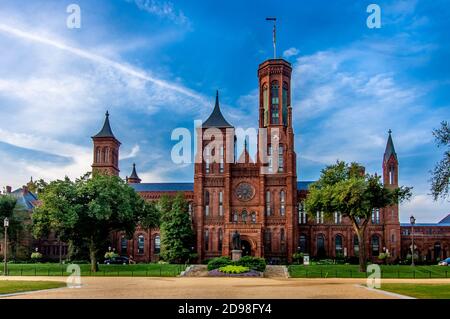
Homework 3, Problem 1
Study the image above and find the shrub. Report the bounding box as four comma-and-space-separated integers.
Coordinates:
236, 256, 266, 272
104, 251, 119, 259
30, 252, 43, 262
207, 256, 232, 270
219, 265, 249, 274
292, 253, 304, 264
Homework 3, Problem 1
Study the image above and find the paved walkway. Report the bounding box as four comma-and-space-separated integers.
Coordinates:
2, 277, 449, 299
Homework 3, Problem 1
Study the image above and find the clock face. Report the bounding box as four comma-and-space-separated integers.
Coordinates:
235, 182, 255, 201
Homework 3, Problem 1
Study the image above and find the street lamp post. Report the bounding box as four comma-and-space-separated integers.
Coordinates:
410, 215, 416, 267
3, 218, 9, 276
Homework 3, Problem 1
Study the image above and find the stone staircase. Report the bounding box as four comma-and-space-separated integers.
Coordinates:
263, 265, 289, 278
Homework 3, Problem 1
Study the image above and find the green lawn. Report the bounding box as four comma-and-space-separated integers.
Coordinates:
288, 264, 450, 278
0, 280, 66, 295
1, 263, 188, 277
378, 284, 450, 299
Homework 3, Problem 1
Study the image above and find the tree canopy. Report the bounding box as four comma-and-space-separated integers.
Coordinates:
430, 121, 449, 200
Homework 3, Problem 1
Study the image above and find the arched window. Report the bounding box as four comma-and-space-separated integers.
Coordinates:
204, 229, 209, 251
278, 145, 284, 172
218, 192, 223, 216
280, 190, 286, 216
434, 242, 441, 261
389, 164, 395, 184
105, 147, 110, 163
204, 191, 210, 216
219, 146, 224, 173
251, 212, 256, 224
299, 234, 307, 253
264, 229, 271, 253
298, 202, 307, 224
372, 208, 380, 224
263, 84, 269, 126
282, 82, 288, 125
353, 235, 359, 256
95, 147, 101, 163
154, 235, 160, 254
102, 147, 108, 163
242, 210, 248, 223
316, 211, 324, 224
268, 145, 273, 173
188, 202, 193, 217
270, 81, 279, 124
205, 146, 210, 174
371, 235, 380, 256
137, 235, 145, 255
317, 234, 326, 258
335, 234, 343, 257
334, 211, 342, 224
120, 237, 127, 255
280, 228, 286, 253
266, 191, 271, 216
218, 229, 223, 250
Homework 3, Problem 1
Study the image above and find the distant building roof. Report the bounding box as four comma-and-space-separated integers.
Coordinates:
130, 181, 315, 192
384, 129, 397, 162
11, 188, 38, 210
92, 111, 116, 138
400, 223, 450, 227
439, 214, 450, 224
202, 91, 233, 128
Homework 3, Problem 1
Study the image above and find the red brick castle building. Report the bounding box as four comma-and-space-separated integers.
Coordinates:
88, 58, 450, 264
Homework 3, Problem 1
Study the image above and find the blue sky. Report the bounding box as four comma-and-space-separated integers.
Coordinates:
0, 0, 448, 222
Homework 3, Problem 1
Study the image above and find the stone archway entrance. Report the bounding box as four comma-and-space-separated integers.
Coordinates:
241, 240, 252, 256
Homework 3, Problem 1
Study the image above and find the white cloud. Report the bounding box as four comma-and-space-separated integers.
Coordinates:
400, 194, 450, 223
125, 0, 190, 27
121, 145, 140, 160
283, 47, 299, 58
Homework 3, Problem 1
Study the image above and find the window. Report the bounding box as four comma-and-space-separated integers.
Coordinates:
263, 84, 269, 126
264, 229, 272, 253
353, 235, 359, 256
280, 191, 286, 216
268, 145, 273, 173
218, 192, 223, 216
105, 147, 110, 163
154, 235, 160, 254
219, 146, 224, 173
204, 230, 209, 251
317, 234, 326, 258
218, 229, 223, 250
266, 191, 271, 216
434, 242, 441, 261
389, 164, 395, 184
334, 212, 342, 224
280, 229, 286, 252
282, 82, 288, 126
271, 82, 279, 124
335, 235, 343, 257
391, 233, 395, 243
316, 211, 324, 224
278, 145, 284, 172
242, 210, 248, 223
371, 235, 380, 256
299, 235, 307, 253
251, 212, 256, 224
205, 146, 210, 174
188, 202, 193, 217
137, 235, 145, 255
96, 147, 101, 163
204, 191, 210, 216
298, 202, 307, 224
372, 208, 380, 224
121, 237, 127, 255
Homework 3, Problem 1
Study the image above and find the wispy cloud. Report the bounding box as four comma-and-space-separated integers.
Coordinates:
125, 0, 190, 27
283, 47, 299, 58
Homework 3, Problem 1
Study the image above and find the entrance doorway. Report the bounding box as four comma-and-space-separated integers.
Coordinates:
241, 240, 252, 256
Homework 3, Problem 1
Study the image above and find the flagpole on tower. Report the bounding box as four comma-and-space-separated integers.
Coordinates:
266, 17, 277, 59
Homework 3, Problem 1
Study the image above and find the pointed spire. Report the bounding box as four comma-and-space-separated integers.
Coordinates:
128, 163, 141, 184
202, 91, 233, 128
93, 110, 116, 138
384, 129, 397, 162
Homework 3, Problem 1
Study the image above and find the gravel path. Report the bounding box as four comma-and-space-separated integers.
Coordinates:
1, 277, 449, 299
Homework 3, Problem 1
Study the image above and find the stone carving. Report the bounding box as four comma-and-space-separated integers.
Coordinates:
235, 182, 255, 201
232, 231, 241, 250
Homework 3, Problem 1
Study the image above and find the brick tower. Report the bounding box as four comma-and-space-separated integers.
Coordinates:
92, 111, 121, 176
382, 129, 401, 260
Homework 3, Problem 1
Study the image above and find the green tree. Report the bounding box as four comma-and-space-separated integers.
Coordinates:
32, 173, 155, 272
430, 121, 449, 200
159, 193, 194, 263
305, 161, 412, 272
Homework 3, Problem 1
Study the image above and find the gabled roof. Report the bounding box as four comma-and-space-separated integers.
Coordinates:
202, 91, 233, 128
11, 188, 38, 210
93, 111, 116, 138
384, 129, 397, 162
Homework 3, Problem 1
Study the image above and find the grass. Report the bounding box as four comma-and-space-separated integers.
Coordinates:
288, 264, 450, 278
377, 284, 450, 299
1, 263, 188, 277
0, 280, 66, 295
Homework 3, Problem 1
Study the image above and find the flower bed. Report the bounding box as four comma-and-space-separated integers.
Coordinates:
208, 268, 262, 277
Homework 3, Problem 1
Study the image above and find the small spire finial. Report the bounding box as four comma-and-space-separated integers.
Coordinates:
388, 129, 392, 135
106, 110, 109, 117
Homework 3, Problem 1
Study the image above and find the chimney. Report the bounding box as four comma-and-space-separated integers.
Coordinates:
6, 186, 12, 194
